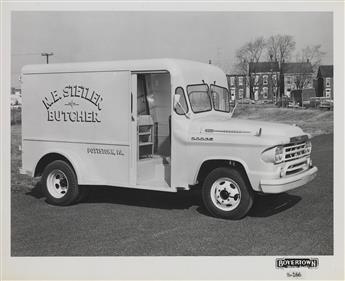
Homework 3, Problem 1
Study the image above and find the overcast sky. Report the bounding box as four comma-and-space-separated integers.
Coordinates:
11, 11, 333, 88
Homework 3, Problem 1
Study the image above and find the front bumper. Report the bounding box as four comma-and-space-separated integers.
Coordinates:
260, 166, 318, 194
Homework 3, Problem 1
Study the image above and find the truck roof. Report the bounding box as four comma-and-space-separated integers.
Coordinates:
22, 58, 222, 75
21, 58, 228, 88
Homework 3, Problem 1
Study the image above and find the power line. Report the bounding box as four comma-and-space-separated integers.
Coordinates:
11, 53, 42, 56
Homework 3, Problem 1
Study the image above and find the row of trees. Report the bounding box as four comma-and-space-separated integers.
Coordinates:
234, 34, 325, 75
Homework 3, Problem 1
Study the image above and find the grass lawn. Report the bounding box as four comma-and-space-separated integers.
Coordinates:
233, 104, 333, 136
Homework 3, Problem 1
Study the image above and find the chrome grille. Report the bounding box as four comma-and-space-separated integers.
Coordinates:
286, 160, 308, 175
283, 142, 309, 162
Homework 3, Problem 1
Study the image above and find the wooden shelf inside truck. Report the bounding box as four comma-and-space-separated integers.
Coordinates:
137, 115, 154, 159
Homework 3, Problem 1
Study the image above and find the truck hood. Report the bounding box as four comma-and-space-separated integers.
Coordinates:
190, 116, 305, 139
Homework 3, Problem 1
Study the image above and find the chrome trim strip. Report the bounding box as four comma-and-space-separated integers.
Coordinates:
23, 138, 129, 146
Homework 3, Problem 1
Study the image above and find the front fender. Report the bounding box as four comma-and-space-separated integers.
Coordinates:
193, 156, 256, 188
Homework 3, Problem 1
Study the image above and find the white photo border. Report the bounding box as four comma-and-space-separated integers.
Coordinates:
1, 1, 344, 280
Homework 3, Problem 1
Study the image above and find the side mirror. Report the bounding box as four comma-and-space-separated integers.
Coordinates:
173, 94, 180, 108
229, 100, 237, 118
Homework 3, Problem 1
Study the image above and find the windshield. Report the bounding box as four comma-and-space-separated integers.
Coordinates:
210, 84, 231, 113
187, 83, 231, 114
187, 84, 212, 113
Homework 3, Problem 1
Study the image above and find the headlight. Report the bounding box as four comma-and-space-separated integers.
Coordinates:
305, 140, 312, 154
262, 145, 284, 164
274, 146, 284, 163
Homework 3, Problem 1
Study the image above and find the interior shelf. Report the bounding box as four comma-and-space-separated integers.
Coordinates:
137, 115, 154, 159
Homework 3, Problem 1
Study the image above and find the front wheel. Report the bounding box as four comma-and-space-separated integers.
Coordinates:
41, 160, 79, 206
202, 167, 253, 219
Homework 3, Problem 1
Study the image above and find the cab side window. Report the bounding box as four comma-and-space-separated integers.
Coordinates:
174, 87, 188, 115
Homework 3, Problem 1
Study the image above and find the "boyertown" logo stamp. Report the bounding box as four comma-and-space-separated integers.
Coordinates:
276, 258, 319, 269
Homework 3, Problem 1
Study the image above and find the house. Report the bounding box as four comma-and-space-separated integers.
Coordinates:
226, 74, 249, 100
280, 62, 313, 97
248, 61, 280, 101
316, 65, 333, 99
313, 78, 318, 92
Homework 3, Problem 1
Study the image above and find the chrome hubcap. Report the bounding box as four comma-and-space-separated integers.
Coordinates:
210, 177, 241, 211
46, 169, 69, 199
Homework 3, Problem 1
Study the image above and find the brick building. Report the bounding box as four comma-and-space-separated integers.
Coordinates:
226, 74, 249, 100
316, 65, 333, 99
280, 62, 313, 97
227, 60, 326, 103
248, 61, 280, 101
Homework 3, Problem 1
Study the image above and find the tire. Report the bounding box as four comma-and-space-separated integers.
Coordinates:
41, 160, 79, 206
202, 167, 253, 219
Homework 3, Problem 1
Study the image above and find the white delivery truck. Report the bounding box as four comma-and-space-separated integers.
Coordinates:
20, 59, 317, 219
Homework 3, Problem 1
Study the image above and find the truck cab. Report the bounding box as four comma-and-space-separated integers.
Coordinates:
20, 59, 317, 219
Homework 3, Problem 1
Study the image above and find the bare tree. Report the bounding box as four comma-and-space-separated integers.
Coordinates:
289, 62, 313, 107
266, 34, 296, 63
294, 65, 313, 90
295, 44, 325, 74
266, 35, 280, 61
234, 37, 266, 74
247, 37, 266, 63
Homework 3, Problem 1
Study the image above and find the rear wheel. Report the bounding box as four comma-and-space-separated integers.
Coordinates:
202, 167, 253, 219
41, 160, 79, 206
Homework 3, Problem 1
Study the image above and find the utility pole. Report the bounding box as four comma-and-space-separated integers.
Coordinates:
41, 52, 54, 64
